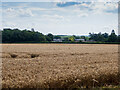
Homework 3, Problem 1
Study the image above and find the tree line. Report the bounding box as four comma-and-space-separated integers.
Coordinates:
89, 30, 120, 42
1, 28, 120, 43
2, 28, 53, 43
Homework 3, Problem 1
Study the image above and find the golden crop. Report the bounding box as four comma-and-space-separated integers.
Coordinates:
1, 44, 119, 88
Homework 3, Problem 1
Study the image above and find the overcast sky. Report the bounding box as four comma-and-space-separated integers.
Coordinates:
1, 1, 118, 35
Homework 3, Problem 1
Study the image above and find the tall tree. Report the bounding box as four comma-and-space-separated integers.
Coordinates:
47, 33, 54, 41
108, 30, 117, 42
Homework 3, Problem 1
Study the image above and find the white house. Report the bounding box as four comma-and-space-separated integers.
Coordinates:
53, 39, 63, 42
75, 39, 85, 42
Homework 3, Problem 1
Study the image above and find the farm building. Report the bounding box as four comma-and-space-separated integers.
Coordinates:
75, 39, 85, 42
53, 39, 63, 42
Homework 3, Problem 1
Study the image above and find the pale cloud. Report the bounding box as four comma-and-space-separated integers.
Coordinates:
2, 2, 118, 35
1, 0, 119, 2
3, 8, 34, 18
41, 14, 70, 22
2, 21, 17, 28
77, 13, 88, 17
56, 2, 118, 15
28, 7, 66, 12
18, 8, 34, 17
3, 2, 118, 19
93, 2, 117, 11
42, 14, 64, 19
28, 7, 58, 11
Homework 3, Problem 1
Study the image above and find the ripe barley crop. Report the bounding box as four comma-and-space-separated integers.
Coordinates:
1, 44, 119, 88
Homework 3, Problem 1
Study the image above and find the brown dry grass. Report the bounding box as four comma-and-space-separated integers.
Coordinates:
1, 44, 119, 88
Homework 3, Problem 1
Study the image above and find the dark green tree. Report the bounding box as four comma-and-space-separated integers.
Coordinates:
47, 33, 53, 41
54, 35, 61, 39
118, 35, 120, 42
63, 37, 69, 41
108, 30, 117, 42
2, 28, 47, 43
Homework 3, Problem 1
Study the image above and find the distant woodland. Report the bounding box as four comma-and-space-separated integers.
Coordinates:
1, 28, 120, 43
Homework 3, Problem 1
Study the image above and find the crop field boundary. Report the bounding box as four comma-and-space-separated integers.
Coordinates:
1, 42, 120, 44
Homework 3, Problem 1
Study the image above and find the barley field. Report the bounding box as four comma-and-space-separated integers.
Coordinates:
1, 44, 119, 88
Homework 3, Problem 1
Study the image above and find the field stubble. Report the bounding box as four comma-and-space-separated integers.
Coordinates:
1, 44, 119, 88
